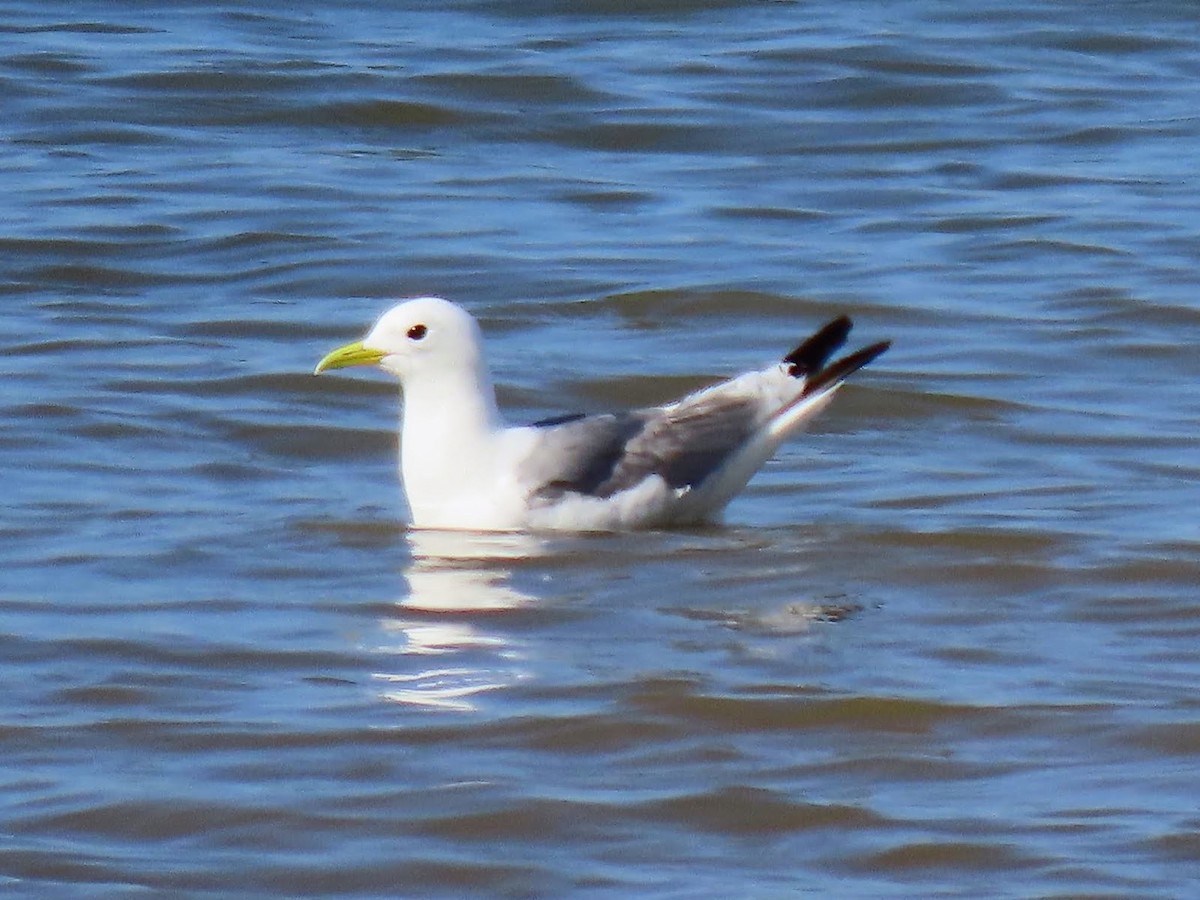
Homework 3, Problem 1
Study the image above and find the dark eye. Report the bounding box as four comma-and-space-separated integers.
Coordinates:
407, 324, 427, 341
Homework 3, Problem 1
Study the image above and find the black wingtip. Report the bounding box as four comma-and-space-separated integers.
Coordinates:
801, 339, 891, 397
783, 315, 853, 378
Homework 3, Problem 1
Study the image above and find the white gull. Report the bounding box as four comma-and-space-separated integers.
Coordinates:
314, 297, 889, 532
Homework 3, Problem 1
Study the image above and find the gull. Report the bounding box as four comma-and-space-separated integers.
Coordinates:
314, 297, 889, 532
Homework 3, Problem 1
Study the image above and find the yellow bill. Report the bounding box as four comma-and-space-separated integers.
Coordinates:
312, 340, 386, 375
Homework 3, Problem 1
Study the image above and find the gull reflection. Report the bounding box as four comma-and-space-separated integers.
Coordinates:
373, 529, 546, 711
400, 528, 544, 612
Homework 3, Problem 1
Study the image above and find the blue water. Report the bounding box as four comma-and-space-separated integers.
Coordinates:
3, 1, 1200, 896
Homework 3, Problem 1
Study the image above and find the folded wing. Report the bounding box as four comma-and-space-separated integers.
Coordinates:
520, 317, 889, 515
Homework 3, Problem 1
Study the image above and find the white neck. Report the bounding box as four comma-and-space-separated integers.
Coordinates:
399, 366, 502, 525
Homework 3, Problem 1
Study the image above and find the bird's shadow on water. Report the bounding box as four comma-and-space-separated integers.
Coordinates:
367, 525, 867, 711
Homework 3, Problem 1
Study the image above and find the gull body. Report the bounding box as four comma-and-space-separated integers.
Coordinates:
315, 297, 889, 532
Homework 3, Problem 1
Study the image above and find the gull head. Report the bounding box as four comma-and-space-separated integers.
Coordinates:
313, 297, 487, 384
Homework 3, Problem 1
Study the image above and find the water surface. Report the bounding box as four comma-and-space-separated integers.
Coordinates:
3, 1, 1199, 896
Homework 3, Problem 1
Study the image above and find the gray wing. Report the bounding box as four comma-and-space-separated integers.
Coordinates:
519, 314, 891, 505
521, 393, 762, 503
